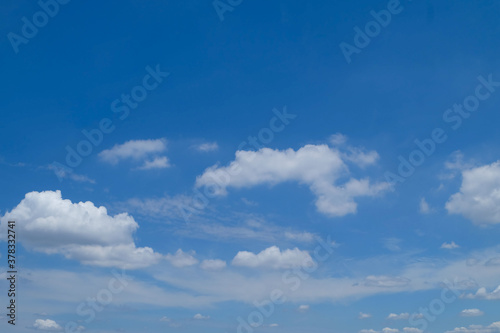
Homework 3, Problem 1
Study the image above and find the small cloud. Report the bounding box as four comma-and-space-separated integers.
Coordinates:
285, 231, 316, 243
193, 313, 210, 320
269, 323, 279, 327
160, 316, 171, 322
329, 133, 348, 146
460, 309, 484, 317
99, 138, 167, 166
47, 163, 95, 183
359, 312, 372, 319
441, 241, 460, 250
194, 142, 219, 152
33, 319, 62, 331
387, 313, 410, 320
364, 275, 410, 288
298, 305, 309, 312
137, 156, 170, 170
241, 197, 258, 206
419, 198, 431, 214
383, 238, 401, 252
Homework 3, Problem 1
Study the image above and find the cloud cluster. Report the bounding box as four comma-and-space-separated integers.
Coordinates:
0, 190, 162, 269
445, 321, 500, 333
463, 285, 500, 300
196, 143, 389, 217
33, 319, 62, 331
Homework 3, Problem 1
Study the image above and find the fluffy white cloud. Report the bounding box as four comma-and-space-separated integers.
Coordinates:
441, 241, 460, 250
193, 313, 210, 320
460, 309, 484, 317
232, 246, 312, 269
194, 142, 219, 152
99, 138, 167, 165
165, 249, 199, 267
200, 259, 227, 270
33, 319, 62, 331
446, 161, 500, 224
196, 144, 389, 217
359, 312, 372, 319
445, 321, 500, 333
0, 190, 161, 269
387, 313, 410, 320
463, 286, 500, 300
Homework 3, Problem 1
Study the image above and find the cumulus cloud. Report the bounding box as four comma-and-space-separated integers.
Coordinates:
194, 142, 219, 152
196, 144, 389, 217
387, 313, 410, 320
0, 190, 161, 269
99, 138, 169, 168
232, 246, 312, 269
441, 241, 460, 250
460, 309, 484, 317
463, 286, 500, 300
445, 321, 500, 333
446, 161, 500, 225
200, 259, 227, 270
33, 319, 62, 331
165, 249, 199, 268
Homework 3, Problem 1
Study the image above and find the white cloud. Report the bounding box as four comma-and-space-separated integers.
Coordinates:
194, 142, 219, 152
419, 198, 430, 214
360, 328, 422, 333
0, 190, 162, 269
193, 313, 210, 320
47, 163, 95, 183
200, 259, 227, 270
232, 246, 312, 269
460, 309, 484, 317
382, 329, 400, 333
160, 316, 171, 322
364, 275, 410, 288
298, 304, 310, 312
485, 257, 500, 266
463, 285, 500, 300
446, 161, 500, 225
445, 321, 500, 333
99, 138, 167, 165
359, 312, 372, 319
137, 156, 170, 170
329, 133, 348, 146
285, 231, 316, 243
441, 241, 460, 250
403, 329, 423, 333
165, 249, 199, 267
196, 144, 390, 217
33, 319, 62, 331
387, 313, 410, 320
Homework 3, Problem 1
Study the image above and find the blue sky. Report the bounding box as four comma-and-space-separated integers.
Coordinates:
1, 0, 500, 332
